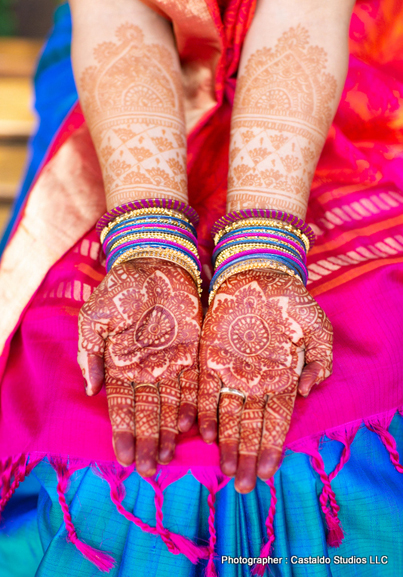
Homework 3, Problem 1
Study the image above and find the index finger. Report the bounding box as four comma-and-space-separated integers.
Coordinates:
105, 376, 135, 467
257, 378, 298, 480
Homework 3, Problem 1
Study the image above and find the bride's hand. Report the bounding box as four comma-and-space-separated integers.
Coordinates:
78, 258, 202, 476
198, 270, 332, 493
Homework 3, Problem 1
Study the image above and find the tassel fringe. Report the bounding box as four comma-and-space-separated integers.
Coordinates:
251, 477, 277, 576
95, 465, 208, 564
51, 458, 115, 572
2, 410, 403, 573
309, 447, 344, 548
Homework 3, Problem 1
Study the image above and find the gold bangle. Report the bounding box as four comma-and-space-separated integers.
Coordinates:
101, 208, 190, 243
213, 218, 310, 253
101, 217, 194, 244
216, 231, 307, 249
214, 242, 299, 267
111, 247, 202, 295
108, 232, 199, 257
208, 259, 302, 304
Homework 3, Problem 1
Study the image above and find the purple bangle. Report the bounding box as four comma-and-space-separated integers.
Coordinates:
213, 232, 307, 260
211, 209, 315, 248
104, 223, 198, 245
96, 199, 199, 234
214, 248, 308, 278
105, 238, 202, 271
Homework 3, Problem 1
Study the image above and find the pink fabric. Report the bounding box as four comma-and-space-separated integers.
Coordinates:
1, 0, 403, 463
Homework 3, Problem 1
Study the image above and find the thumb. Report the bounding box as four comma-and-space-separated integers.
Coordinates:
78, 310, 107, 396
298, 311, 333, 397
298, 360, 326, 397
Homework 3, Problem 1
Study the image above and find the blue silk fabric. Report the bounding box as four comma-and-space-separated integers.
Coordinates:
1, 418, 403, 576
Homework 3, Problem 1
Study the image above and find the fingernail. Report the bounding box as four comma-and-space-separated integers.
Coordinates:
115, 432, 135, 467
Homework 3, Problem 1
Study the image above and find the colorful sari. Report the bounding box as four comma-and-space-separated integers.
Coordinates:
1, 1, 403, 575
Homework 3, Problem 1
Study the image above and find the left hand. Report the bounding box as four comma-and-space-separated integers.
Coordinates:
198, 270, 333, 493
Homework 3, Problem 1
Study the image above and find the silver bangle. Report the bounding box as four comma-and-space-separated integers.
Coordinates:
219, 387, 246, 401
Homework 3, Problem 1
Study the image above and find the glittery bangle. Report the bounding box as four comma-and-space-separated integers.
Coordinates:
103, 218, 197, 243
211, 209, 315, 247
214, 246, 308, 278
213, 236, 306, 263
211, 251, 307, 289
214, 243, 304, 269
106, 233, 200, 259
100, 208, 192, 243
106, 240, 201, 272
213, 218, 311, 252
111, 247, 202, 295
208, 259, 303, 304
216, 229, 306, 254
104, 225, 197, 251
97, 199, 199, 235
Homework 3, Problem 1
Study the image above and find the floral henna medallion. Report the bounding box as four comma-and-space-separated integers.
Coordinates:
78, 258, 202, 467
227, 26, 338, 216
199, 269, 333, 462
79, 23, 187, 207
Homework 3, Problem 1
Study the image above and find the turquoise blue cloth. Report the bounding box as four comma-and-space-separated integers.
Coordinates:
1, 417, 403, 575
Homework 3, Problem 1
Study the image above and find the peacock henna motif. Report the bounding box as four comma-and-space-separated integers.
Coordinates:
79, 23, 187, 208
227, 26, 338, 218
199, 269, 333, 492
78, 258, 202, 474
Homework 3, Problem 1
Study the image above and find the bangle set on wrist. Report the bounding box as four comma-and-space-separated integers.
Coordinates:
96, 199, 315, 301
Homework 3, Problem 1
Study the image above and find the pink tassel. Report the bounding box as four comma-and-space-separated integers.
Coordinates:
252, 477, 277, 576
96, 465, 208, 564
327, 425, 360, 482
366, 420, 403, 474
309, 448, 344, 547
148, 477, 209, 564
51, 458, 115, 572
0, 455, 24, 511
190, 467, 231, 577
205, 491, 218, 577
0, 455, 42, 513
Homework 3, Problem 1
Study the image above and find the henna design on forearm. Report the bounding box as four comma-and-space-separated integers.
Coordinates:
227, 26, 338, 217
79, 24, 187, 208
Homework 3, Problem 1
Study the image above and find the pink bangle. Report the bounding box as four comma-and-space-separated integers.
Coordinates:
96, 198, 199, 234
213, 232, 307, 260
213, 247, 309, 278
105, 238, 202, 271
211, 209, 315, 248
105, 223, 198, 245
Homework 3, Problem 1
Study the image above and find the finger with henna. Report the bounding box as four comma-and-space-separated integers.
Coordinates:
218, 393, 243, 477
134, 384, 159, 477
235, 396, 265, 493
105, 376, 135, 467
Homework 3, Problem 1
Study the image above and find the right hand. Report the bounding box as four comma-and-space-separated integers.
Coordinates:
78, 258, 202, 476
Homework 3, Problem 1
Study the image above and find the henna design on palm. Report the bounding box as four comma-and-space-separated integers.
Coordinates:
78, 258, 202, 475
199, 269, 332, 493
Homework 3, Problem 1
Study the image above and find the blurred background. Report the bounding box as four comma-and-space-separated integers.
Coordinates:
0, 0, 56, 234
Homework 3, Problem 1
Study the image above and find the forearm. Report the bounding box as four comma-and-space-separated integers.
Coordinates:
227, 0, 355, 219
70, 0, 187, 211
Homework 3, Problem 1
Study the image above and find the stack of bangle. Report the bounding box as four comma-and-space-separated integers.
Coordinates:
209, 210, 315, 304
97, 199, 202, 296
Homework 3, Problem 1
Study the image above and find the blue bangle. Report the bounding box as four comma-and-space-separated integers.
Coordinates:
218, 226, 305, 250
104, 227, 197, 254
106, 215, 197, 238
212, 238, 305, 265
209, 253, 307, 291
107, 241, 201, 272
